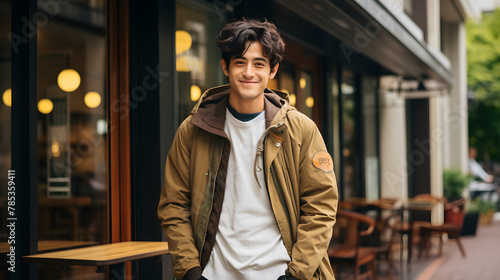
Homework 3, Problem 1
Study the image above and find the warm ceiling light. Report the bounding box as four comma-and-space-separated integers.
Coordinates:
38, 98, 54, 114
51, 141, 60, 157
300, 77, 307, 89
2, 88, 11, 107
57, 69, 81, 92
305, 96, 314, 108
176, 56, 190, 72
191, 85, 202, 102
176, 30, 192, 55
84, 91, 101, 108
290, 94, 296, 106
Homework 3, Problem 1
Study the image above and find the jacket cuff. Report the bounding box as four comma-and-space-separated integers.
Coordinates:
182, 266, 202, 280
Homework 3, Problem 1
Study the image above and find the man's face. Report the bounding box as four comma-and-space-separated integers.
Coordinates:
221, 41, 278, 112
469, 148, 477, 159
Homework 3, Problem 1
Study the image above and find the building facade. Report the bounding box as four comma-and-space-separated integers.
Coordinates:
0, 0, 478, 279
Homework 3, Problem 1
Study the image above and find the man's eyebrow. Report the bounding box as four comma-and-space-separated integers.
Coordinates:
233, 56, 268, 63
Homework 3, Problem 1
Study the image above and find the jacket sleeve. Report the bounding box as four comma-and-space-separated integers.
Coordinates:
288, 122, 338, 280
157, 120, 201, 280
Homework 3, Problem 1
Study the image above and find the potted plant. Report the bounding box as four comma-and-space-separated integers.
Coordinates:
442, 169, 479, 236
443, 169, 471, 202
468, 197, 496, 225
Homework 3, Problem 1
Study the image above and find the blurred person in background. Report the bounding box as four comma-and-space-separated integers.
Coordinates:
468, 147, 499, 205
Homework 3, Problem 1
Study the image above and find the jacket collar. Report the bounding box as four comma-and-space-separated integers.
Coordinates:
190, 85, 290, 137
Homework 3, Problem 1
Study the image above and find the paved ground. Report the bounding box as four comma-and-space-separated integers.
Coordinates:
370, 213, 500, 280
412, 213, 500, 280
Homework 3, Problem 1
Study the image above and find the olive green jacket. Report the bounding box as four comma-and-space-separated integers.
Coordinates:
157, 85, 338, 280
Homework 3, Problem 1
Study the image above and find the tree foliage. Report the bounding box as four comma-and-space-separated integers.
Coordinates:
467, 9, 500, 161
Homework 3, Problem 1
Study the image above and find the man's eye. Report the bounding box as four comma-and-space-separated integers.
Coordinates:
235, 61, 245, 65
255, 63, 265, 67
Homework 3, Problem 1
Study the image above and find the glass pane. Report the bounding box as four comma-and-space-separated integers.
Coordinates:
331, 68, 340, 181
342, 70, 356, 198
297, 70, 314, 119
36, 1, 107, 279
362, 75, 379, 199
0, 1, 11, 269
176, 1, 225, 124
278, 61, 295, 106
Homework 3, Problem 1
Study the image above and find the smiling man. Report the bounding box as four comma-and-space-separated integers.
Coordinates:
158, 18, 338, 280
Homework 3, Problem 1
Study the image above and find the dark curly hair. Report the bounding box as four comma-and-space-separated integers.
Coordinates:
216, 18, 285, 70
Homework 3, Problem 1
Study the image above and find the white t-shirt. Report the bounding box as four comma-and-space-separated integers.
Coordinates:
469, 158, 495, 191
202, 109, 290, 280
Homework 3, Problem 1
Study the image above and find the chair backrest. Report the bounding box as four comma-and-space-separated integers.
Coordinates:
333, 209, 376, 249
444, 198, 466, 229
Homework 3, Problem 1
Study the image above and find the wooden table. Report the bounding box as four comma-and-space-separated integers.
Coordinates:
0, 240, 97, 254
24, 241, 169, 279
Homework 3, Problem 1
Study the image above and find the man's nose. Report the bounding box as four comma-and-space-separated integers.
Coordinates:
243, 65, 254, 78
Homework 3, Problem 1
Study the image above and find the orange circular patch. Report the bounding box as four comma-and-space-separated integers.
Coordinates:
312, 151, 334, 173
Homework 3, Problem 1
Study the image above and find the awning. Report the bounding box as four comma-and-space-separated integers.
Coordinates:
275, 0, 453, 87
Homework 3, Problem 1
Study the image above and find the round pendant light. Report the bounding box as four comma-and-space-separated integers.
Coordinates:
57, 69, 81, 92
84, 91, 102, 108
2, 88, 11, 107
176, 30, 192, 55
38, 98, 54, 114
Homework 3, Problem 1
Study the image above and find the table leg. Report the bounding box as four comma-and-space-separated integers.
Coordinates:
109, 263, 125, 280
400, 206, 407, 280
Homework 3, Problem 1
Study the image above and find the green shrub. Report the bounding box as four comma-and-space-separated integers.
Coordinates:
443, 169, 471, 201
467, 197, 496, 214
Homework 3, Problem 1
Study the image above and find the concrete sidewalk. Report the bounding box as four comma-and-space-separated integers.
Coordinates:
413, 213, 500, 280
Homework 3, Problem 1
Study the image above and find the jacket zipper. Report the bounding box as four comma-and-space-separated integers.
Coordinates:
198, 139, 226, 262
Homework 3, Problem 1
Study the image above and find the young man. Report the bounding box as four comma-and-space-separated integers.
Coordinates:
158, 18, 338, 280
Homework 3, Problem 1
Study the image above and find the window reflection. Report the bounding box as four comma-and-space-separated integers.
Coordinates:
0, 2, 12, 267
342, 70, 357, 199
363, 76, 379, 199
298, 70, 314, 118
36, 0, 107, 278
176, 1, 224, 123
277, 62, 296, 106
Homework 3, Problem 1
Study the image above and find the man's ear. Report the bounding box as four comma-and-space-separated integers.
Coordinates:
221, 59, 229, 76
269, 63, 279, 79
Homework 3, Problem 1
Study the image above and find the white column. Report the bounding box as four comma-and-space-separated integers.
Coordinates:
379, 78, 408, 200
442, 22, 469, 173
427, 0, 443, 223
427, 0, 441, 51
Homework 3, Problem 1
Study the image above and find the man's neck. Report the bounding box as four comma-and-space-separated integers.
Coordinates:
228, 94, 265, 114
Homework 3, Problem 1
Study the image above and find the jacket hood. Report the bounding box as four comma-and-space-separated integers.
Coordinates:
189, 85, 294, 137
190, 84, 290, 115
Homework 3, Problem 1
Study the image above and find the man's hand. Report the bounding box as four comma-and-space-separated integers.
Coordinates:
486, 174, 494, 183
278, 272, 300, 280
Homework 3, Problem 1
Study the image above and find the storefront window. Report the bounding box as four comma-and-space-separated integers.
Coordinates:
362, 75, 380, 199
297, 70, 314, 119
36, 1, 107, 278
342, 70, 357, 198
176, 1, 225, 123
0, 2, 11, 270
276, 61, 295, 105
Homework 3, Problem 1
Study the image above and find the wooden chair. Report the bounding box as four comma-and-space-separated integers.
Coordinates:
370, 209, 400, 276
392, 194, 443, 260
328, 209, 377, 280
418, 198, 467, 258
